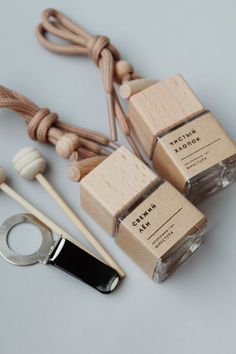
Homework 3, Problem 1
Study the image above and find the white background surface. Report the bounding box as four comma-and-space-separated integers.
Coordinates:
0, 1, 236, 353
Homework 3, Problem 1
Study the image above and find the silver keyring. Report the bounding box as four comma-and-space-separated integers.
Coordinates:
0, 214, 54, 266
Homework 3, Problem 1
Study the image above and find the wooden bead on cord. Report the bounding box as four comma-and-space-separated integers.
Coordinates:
56, 133, 81, 159
0, 84, 116, 183
115, 60, 133, 83
35, 9, 145, 161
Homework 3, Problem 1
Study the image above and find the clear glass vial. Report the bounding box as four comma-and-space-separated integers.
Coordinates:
80, 146, 207, 281
127, 74, 236, 202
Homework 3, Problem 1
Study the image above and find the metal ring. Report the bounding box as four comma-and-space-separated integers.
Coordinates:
0, 214, 54, 266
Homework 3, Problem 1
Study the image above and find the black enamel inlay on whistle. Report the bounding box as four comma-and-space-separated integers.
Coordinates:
49, 238, 120, 294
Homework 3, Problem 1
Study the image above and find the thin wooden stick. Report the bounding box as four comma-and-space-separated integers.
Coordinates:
0, 182, 98, 259
36, 173, 125, 277
12, 147, 125, 278
106, 93, 117, 141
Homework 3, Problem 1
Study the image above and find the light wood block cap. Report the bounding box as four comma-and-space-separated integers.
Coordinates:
119, 79, 157, 99
80, 146, 159, 235
128, 74, 205, 157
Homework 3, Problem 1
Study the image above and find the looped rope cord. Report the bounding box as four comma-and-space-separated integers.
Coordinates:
0, 85, 116, 181
36, 8, 144, 161
28, 108, 58, 143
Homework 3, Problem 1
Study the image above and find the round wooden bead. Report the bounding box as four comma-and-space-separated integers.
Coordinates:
56, 133, 81, 159
0, 167, 6, 184
115, 60, 133, 82
13, 147, 46, 180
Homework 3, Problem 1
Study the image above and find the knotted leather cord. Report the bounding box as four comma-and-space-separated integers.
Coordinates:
0, 85, 117, 181
36, 8, 144, 161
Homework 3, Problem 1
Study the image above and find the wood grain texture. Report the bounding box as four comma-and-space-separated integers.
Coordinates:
128, 74, 205, 157
80, 146, 159, 235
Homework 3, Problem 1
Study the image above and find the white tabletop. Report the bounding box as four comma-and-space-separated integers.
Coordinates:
0, 1, 236, 353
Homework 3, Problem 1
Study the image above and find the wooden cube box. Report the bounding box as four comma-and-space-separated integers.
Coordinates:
80, 146, 159, 235
128, 74, 205, 157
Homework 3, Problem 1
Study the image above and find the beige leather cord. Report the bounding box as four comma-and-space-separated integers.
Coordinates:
0, 85, 117, 181
36, 8, 144, 161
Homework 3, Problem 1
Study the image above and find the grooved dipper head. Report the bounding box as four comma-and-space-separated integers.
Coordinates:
13, 147, 46, 180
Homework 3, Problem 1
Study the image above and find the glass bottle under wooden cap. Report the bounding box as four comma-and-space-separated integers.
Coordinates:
80, 146, 207, 281
126, 74, 236, 202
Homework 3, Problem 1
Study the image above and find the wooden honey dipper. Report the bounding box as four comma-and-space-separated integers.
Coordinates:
12, 147, 124, 278
0, 84, 118, 184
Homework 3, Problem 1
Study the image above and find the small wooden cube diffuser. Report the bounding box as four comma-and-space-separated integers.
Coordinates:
81, 146, 159, 235
126, 74, 236, 201
128, 74, 205, 158
80, 146, 207, 280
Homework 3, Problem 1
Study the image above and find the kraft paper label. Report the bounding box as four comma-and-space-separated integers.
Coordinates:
154, 112, 236, 191
117, 182, 206, 277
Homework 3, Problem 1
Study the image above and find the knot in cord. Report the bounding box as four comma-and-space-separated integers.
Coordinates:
0, 84, 117, 181
87, 35, 110, 65
35, 8, 144, 161
36, 9, 120, 64
28, 108, 58, 143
